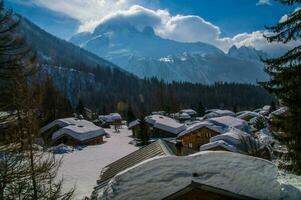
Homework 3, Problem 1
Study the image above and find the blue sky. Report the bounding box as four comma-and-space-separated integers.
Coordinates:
4, 0, 298, 53
157, 0, 295, 37
5, 0, 296, 39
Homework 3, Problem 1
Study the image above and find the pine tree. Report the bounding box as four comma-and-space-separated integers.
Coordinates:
260, 0, 301, 173
197, 101, 205, 117
76, 98, 85, 116
137, 118, 149, 145
269, 101, 276, 113
126, 103, 136, 123
0, 2, 74, 198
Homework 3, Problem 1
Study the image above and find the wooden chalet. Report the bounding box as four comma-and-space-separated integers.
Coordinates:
39, 117, 107, 146
145, 115, 186, 138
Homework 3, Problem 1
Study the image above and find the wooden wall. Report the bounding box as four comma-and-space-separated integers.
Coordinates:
180, 127, 220, 151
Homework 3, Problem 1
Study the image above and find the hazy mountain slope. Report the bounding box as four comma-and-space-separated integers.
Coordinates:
125, 53, 267, 84
70, 22, 267, 84
20, 17, 120, 72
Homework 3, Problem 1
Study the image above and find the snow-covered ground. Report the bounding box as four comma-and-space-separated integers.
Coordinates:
278, 170, 301, 198
55, 126, 138, 199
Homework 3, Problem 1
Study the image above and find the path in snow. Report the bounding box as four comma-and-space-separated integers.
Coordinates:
56, 126, 139, 199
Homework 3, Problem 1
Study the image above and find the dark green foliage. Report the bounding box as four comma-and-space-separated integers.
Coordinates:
0, 4, 37, 80
137, 118, 149, 145
0, 2, 74, 199
197, 101, 205, 116
269, 101, 277, 113
126, 103, 136, 123
76, 99, 85, 116
38, 76, 73, 125
84, 68, 274, 116
255, 116, 266, 130
261, 0, 301, 173
233, 105, 238, 113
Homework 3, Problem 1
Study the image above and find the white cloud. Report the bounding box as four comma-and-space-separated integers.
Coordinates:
23, 0, 297, 54
23, 0, 141, 22
256, 0, 271, 6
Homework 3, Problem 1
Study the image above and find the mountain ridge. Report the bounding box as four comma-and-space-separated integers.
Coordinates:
70, 22, 268, 84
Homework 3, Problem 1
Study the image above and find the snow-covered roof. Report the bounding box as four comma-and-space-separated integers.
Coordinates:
91, 140, 197, 198
208, 116, 251, 133
98, 113, 122, 123
151, 111, 166, 115
52, 122, 106, 142
200, 140, 240, 153
40, 118, 106, 142
236, 111, 260, 120
262, 105, 271, 111
128, 119, 140, 129
174, 112, 191, 120
97, 151, 281, 200
145, 115, 186, 135
269, 107, 288, 118
255, 105, 271, 116
204, 109, 235, 119
179, 109, 197, 116
40, 117, 83, 134
258, 128, 274, 147
0, 111, 10, 119
210, 128, 251, 146
178, 121, 226, 138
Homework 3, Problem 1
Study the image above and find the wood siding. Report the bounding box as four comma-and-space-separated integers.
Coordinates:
53, 135, 104, 146
180, 127, 220, 151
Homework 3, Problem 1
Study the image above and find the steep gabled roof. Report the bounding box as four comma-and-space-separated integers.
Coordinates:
204, 109, 235, 119
209, 116, 251, 133
91, 140, 196, 199
96, 151, 280, 200
236, 111, 260, 120
177, 121, 227, 138
145, 115, 186, 135
40, 118, 106, 142
128, 119, 140, 129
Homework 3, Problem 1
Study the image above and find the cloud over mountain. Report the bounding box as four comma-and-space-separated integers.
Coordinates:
20, 0, 298, 53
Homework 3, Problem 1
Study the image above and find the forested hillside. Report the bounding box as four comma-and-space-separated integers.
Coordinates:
19, 16, 273, 115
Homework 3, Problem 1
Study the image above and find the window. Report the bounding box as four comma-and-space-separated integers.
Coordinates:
189, 143, 193, 148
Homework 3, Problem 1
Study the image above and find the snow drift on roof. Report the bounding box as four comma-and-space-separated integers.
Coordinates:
209, 116, 251, 133
40, 118, 106, 142
204, 109, 235, 119
236, 111, 260, 119
200, 140, 240, 153
174, 112, 191, 120
145, 115, 186, 135
179, 109, 197, 116
52, 122, 106, 142
97, 151, 281, 200
99, 113, 122, 123
205, 128, 257, 153
177, 120, 226, 138
128, 119, 140, 129
40, 117, 86, 134
269, 107, 288, 118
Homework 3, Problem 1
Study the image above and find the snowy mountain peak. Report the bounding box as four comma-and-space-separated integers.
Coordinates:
227, 45, 267, 62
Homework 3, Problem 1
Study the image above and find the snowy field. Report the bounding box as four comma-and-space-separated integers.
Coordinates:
55, 126, 139, 199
